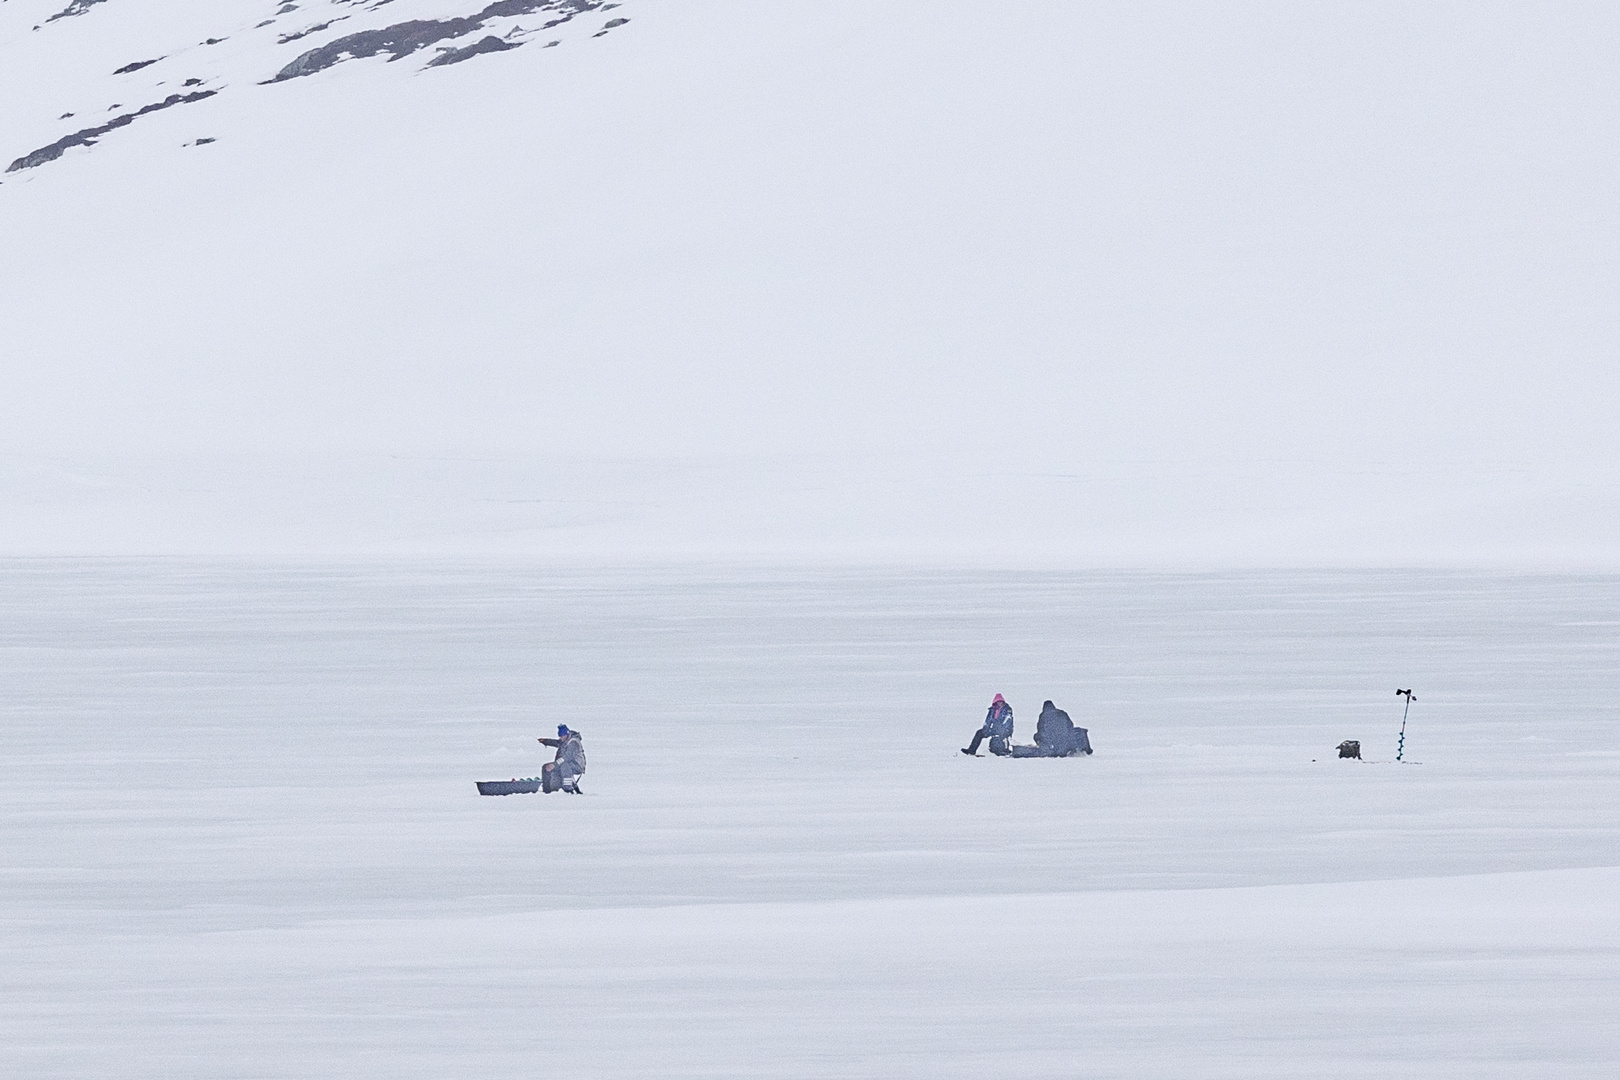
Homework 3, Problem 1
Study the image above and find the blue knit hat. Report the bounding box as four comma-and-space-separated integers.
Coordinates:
557, 724, 570, 737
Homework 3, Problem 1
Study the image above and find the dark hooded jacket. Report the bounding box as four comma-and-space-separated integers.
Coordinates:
983, 700, 1014, 739
1030, 701, 1091, 756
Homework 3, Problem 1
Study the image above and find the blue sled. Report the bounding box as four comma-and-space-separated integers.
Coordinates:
476, 778, 541, 796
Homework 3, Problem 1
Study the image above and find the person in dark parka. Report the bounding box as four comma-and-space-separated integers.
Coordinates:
963, 693, 1014, 756
539, 724, 587, 793
1010, 700, 1092, 757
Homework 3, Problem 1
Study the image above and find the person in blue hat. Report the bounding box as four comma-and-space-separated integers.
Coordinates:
539, 724, 587, 794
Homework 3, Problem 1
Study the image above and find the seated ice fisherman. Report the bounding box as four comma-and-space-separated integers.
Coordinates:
539, 725, 587, 794
1009, 700, 1093, 757
963, 693, 1015, 756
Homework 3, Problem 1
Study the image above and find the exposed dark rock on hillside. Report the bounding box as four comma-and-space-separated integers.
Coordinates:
7, 92, 217, 173
46, 0, 110, 23
280, 19, 346, 44
426, 35, 522, 68
10, 0, 640, 172
269, 0, 604, 82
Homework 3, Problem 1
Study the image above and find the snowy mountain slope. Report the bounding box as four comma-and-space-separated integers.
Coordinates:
2, 0, 638, 173
2, 2, 1619, 561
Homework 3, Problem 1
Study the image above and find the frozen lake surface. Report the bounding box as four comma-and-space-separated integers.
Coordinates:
3, 562, 1617, 1076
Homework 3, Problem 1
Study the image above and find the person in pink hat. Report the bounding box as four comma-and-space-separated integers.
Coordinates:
962, 693, 1015, 756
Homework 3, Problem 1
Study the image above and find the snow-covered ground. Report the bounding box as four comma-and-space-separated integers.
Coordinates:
3, 562, 1617, 1076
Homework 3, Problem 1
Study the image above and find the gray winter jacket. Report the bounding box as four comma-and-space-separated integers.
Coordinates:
540, 733, 587, 778
556, 734, 586, 778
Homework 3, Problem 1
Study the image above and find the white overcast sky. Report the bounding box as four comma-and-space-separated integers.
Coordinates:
2, 1, 1616, 561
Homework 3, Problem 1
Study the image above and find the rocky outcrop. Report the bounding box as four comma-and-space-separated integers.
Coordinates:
46, 0, 112, 23
7, 92, 218, 173
426, 35, 523, 68
8, 0, 638, 174
268, 0, 605, 81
